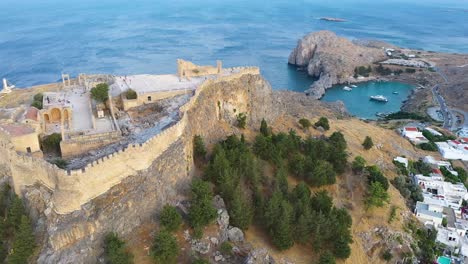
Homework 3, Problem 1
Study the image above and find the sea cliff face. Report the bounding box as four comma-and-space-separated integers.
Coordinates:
288, 31, 386, 98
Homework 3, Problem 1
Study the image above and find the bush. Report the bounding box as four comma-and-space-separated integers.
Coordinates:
298, 118, 311, 130
352, 156, 366, 174
51, 158, 68, 169
126, 89, 137, 100
41, 133, 62, 153
192, 258, 209, 264
236, 113, 247, 129
319, 251, 336, 264
418, 142, 437, 152
192, 226, 203, 239
314, 117, 330, 130
151, 230, 179, 264
104, 233, 134, 264
31, 93, 44, 109
31, 100, 42, 110
220, 241, 232, 255
193, 135, 207, 160
405, 68, 416, 73
385, 111, 429, 121
91, 83, 109, 103
365, 182, 390, 209
8, 215, 35, 264
188, 179, 217, 228
381, 249, 392, 261
442, 217, 447, 227
362, 136, 374, 150
160, 205, 182, 232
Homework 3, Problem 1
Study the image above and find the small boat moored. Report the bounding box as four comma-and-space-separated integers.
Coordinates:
370, 95, 388, 102
350, 85, 357, 88
392, 91, 399, 94
343, 86, 352, 91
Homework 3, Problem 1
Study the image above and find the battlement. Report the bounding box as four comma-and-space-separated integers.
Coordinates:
0, 64, 261, 214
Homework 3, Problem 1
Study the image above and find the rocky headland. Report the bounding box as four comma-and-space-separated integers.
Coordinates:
288, 31, 468, 119
288, 31, 386, 99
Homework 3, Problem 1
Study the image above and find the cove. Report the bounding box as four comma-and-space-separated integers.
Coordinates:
320, 81, 414, 120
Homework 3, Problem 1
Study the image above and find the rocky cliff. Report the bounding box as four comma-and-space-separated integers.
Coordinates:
19, 73, 334, 263
288, 31, 386, 98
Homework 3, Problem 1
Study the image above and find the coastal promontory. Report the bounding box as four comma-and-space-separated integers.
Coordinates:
288, 30, 386, 98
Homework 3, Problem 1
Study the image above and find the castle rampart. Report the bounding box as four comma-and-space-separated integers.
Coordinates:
1, 67, 260, 214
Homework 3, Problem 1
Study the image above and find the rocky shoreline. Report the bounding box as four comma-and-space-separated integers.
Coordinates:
288, 30, 468, 115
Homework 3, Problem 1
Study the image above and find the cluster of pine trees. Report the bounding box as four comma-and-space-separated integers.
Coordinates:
0, 184, 36, 264
198, 119, 353, 261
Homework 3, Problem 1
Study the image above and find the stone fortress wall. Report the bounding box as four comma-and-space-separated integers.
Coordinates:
1, 66, 260, 215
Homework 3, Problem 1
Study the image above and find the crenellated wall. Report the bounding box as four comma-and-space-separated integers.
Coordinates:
1, 67, 261, 215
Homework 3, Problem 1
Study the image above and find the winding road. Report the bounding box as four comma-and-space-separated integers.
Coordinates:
432, 67, 467, 131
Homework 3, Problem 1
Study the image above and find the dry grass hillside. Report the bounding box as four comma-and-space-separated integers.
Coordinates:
240, 115, 437, 264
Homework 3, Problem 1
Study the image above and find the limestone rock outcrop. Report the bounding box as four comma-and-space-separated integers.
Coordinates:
288, 30, 386, 98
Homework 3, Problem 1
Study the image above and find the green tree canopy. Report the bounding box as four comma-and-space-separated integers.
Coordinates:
160, 205, 182, 232
362, 136, 374, 150
188, 179, 217, 228
151, 230, 179, 264
365, 181, 390, 209
8, 215, 35, 264
91, 83, 109, 103
352, 156, 366, 174
298, 118, 311, 130
314, 117, 330, 130
104, 233, 134, 264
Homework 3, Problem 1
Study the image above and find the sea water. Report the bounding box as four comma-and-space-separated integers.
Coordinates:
0, 0, 467, 117
321, 82, 414, 119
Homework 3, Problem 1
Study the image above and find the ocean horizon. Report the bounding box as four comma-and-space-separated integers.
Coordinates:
1, 0, 467, 91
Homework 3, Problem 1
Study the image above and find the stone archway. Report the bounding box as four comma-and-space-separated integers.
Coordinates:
50, 108, 61, 122
63, 109, 70, 127
43, 113, 50, 123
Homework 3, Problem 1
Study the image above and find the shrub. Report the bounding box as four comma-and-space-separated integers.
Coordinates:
260, 119, 270, 136
31, 93, 44, 109
188, 179, 217, 228
33, 93, 43, 102
192, 226, 203, 239
8, 216, 35, 264
319, 251, 336, 264
31, 100, 42, 110
405, 68, 416, 73
418, 142, 437, 152
220, 241, 233, 255
388, 205, 397, 223
442, 217, 447, 227
193, 135, 207, 160
151, 230, 179, 264
298, 118, 311, 130
362, 136, 374, 150
51, 158, 68, 169
314, 117, 330, 130
236, 113, 247, 129
104, 233, 134, 264
41, 133, 62, 153
365, 182, 390, 209
382, 249, 392, 261
91, 83, 109, 103
352, 156, 366, 174
126, 89, 137, 100
192, 258, 209, 264
160, 205, 182, 232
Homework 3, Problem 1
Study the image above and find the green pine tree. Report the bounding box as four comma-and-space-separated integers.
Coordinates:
151, 230, 179, 264
8, 215, 35, 264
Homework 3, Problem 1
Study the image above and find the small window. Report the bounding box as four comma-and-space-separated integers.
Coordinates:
26, 147, 31, 153
147, 96, 152, 102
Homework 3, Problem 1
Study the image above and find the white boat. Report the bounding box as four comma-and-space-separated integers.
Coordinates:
370, 95, 388, 102
343, 86, 352, 91
350, 85, 357, 88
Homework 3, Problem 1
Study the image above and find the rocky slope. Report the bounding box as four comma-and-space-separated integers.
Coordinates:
288, 31, 386, 98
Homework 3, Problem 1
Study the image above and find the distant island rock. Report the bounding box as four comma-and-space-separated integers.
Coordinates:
320, 17, 347, 22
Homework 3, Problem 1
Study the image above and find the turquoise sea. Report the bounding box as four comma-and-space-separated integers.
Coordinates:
321, 82, 414, 119
0, 0, 467, 117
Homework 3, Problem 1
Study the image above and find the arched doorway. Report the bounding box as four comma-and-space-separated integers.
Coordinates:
63, 109, 70, 127
50, 108, 61, 122
43, 113, 50, 123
